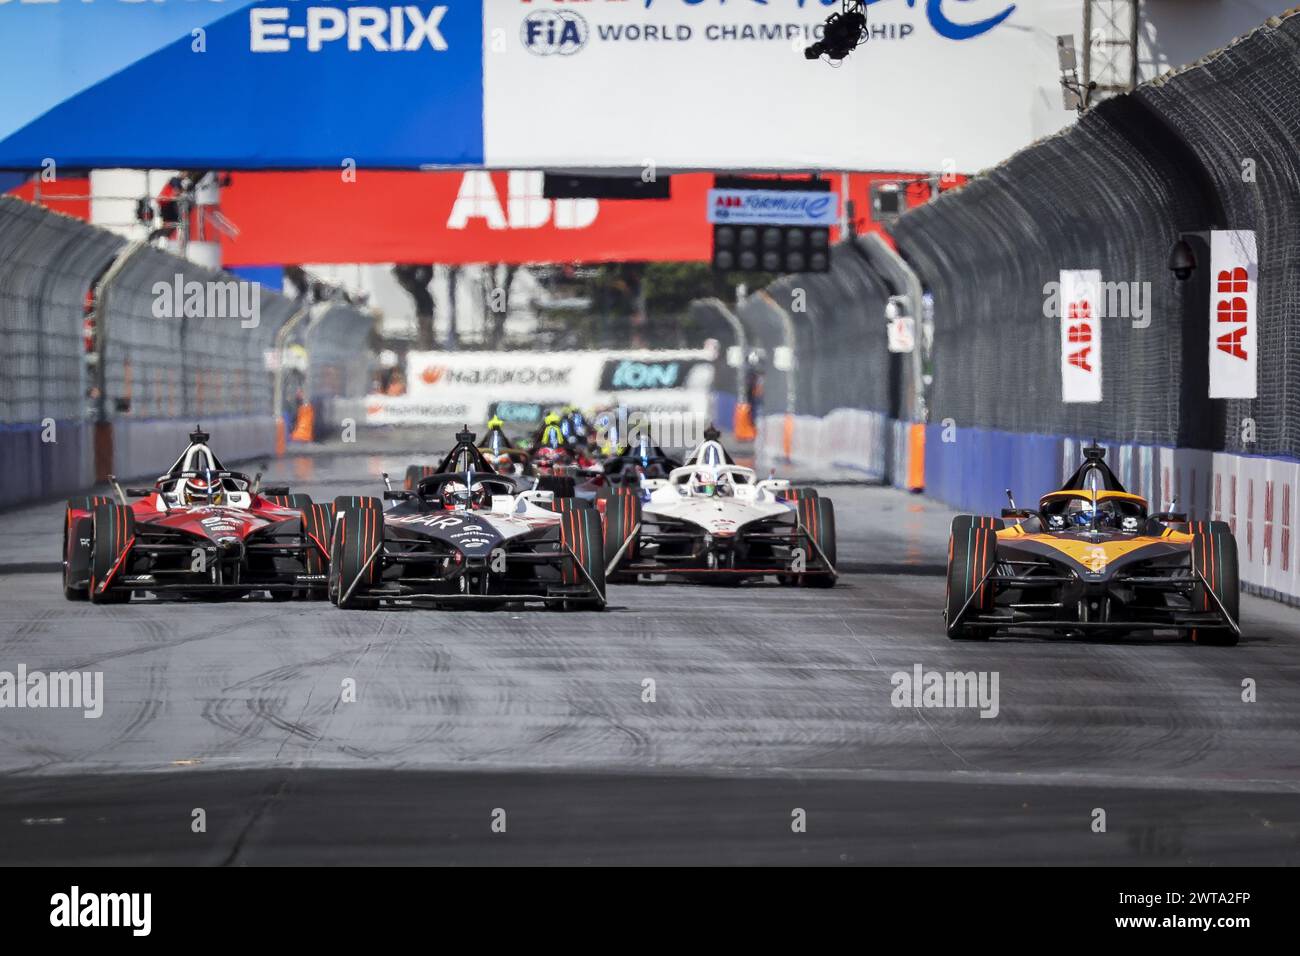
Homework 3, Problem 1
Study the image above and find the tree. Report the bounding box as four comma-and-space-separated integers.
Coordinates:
446, 265, 461, 350
392, 264, 435, 350
481, 264, 519, 349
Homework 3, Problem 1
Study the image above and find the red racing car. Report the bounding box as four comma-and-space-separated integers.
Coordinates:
62, 428, 333, 603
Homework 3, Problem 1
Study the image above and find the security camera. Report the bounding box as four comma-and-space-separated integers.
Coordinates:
1168, 238, 1197, 281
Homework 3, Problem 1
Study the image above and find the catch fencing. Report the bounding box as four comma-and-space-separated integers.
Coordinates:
0, 196, 373, 508
890, 10, 1300, 459
720, 10, 1300, 602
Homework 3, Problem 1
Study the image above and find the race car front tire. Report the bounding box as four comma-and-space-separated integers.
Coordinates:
550, 496, 593, 513
793, 496, 836, 587
557, 508, 606, 609
784, 486, 819, 503
293, 501, 336, 600
265, 493, 312, 510
945, 515, 1002, 640
89, 502, 135, 605
63, 495, 111, 600
329, 499, 383, 609
603, 491, 641, 580
1190, 524, 1240, 646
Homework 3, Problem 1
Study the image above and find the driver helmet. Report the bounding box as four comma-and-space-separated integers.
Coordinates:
183, 474, 224, 506
1067, 498, 1113, 528
692, 468, 719, 497
442, 481, 485, 510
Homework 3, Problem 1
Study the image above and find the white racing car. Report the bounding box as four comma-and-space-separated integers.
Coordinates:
602, 428, 836, 586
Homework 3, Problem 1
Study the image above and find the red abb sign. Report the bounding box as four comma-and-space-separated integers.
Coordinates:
1066, 298, 1094, 372
1207, 231, 1257, 399
1216, 266, 1249, 361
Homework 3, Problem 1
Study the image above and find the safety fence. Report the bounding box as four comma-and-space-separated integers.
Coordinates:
735, 10, 1300, 603
0, 196, 373, 508
890, 10, 1300, 458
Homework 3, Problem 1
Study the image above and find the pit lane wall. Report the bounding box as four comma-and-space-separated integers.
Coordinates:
0, 196, 371, 509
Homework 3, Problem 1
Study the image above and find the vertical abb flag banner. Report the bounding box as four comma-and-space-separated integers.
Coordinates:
1060, 269, 1102, 403
1208, 230, 1258, 400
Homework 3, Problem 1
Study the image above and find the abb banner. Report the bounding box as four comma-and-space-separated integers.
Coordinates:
220, 170, 712, 265
1208, 229, 1258, 400
1059, 269, 1102, 404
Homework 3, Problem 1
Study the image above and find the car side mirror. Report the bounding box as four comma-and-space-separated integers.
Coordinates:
1150, 511, 1187, 523
384, 490, 413, 501
262, 485, 291, 496
126, 488, 152, 497
1001, 508, 1035, 520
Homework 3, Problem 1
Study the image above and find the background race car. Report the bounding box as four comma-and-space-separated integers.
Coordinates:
944, 445, 1240, 644
63, 429, 333, 603
601, 430, 836, 586
330, 430, 605, 610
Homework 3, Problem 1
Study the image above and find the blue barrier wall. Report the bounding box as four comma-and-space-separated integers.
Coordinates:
0, 415, 278, 510
923, 425, 1065, 514
112, 416, 278, 482
0, 421, 94, 510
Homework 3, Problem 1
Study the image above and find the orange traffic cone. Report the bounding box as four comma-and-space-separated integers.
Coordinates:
290, 403, 315, 442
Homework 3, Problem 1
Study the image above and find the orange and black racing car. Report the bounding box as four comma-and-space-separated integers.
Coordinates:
944, 445, 1240, 645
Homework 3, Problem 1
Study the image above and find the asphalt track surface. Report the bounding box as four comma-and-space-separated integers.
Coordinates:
2, 444, 1299, 865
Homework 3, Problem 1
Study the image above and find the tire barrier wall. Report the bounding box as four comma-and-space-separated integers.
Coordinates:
0, 196, 373, 508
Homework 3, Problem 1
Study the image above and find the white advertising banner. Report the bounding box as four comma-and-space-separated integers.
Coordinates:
388, 350, 716, 425
361, 395, 486, 427
483, 0, 1080, 173
1060, 269, 1102, 404
1208, 229, 1258, 400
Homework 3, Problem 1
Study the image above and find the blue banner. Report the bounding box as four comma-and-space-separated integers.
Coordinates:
0, 1, 484, 169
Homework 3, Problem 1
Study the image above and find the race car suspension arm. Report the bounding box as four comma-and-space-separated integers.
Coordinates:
560, 541, 608, 607
605, 522, 643, 574
794, 518, 839, 580
339, 539, 385, 606
948, 562, 998, 628
1193, 568, 1243, 637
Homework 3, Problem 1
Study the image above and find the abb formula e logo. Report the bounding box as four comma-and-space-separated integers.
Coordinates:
250, 6, 448, 53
